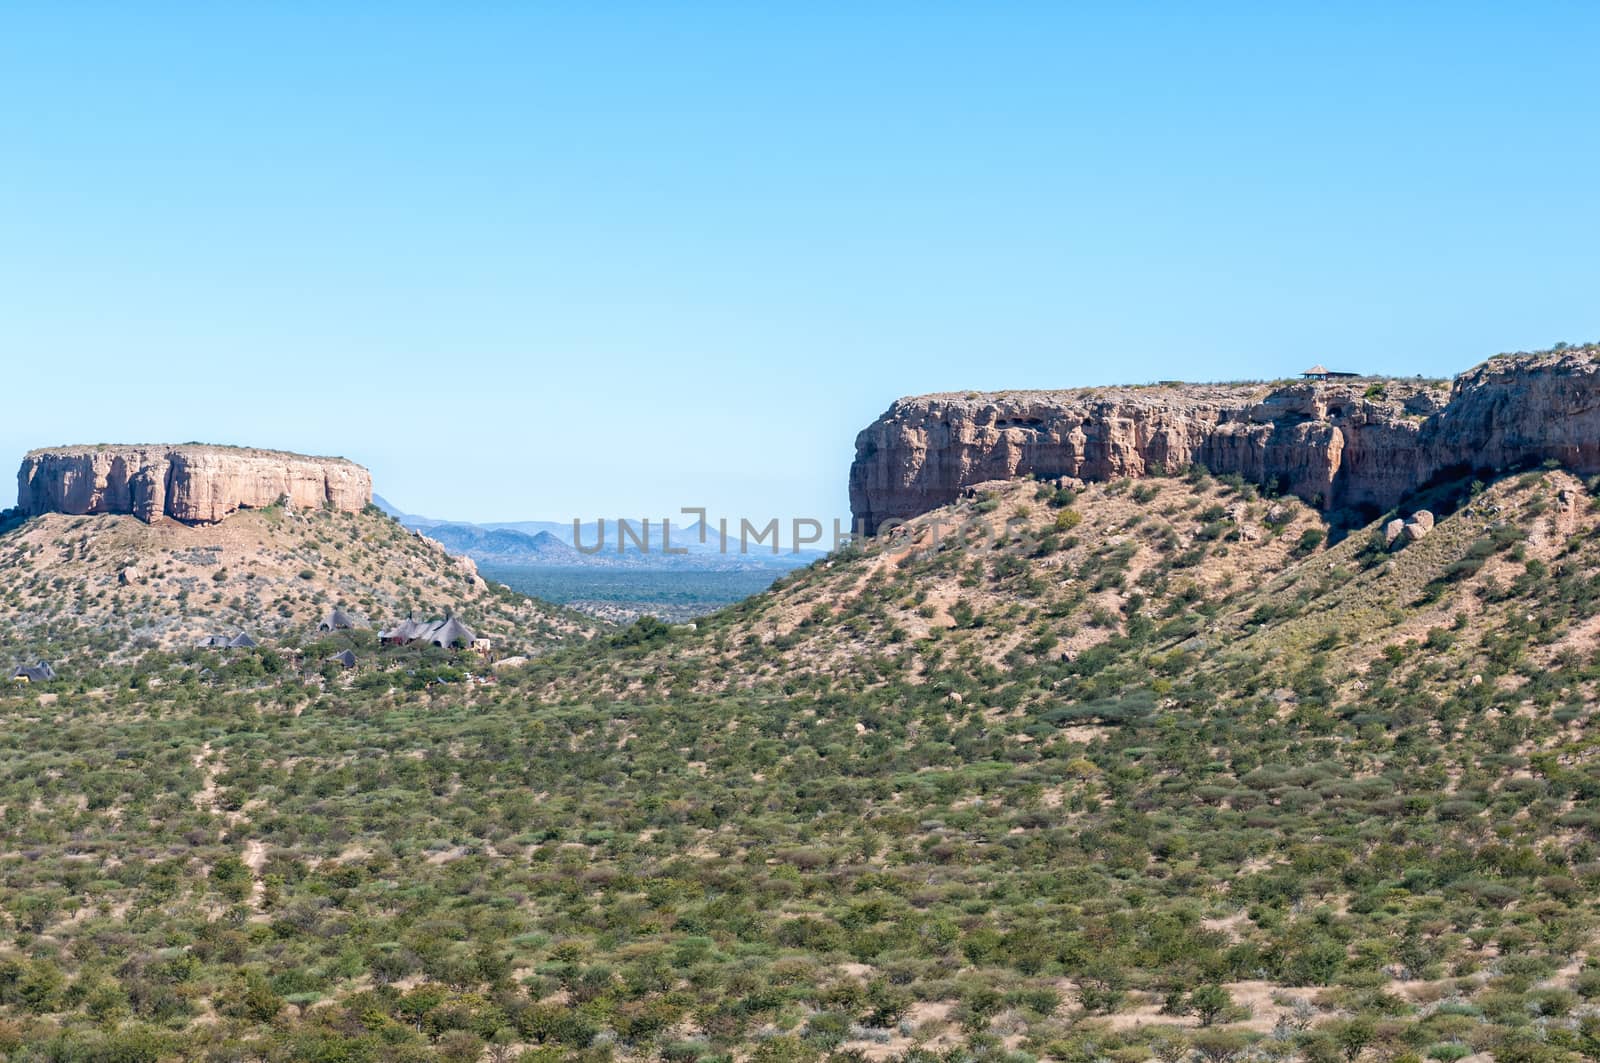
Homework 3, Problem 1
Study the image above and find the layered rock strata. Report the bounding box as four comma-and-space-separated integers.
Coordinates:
850, 348, 1600, 533
17, 445, 371, 524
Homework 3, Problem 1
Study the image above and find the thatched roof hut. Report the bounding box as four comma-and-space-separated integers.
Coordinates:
420, 617, 476, 649
381, 615, 476, 649
379, 617, 426, 644
318, 608, 359, 632
10, 662, 55, 683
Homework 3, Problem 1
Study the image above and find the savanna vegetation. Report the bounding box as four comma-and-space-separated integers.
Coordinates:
4, 465, 1600, 1061
479, 566, 786, 625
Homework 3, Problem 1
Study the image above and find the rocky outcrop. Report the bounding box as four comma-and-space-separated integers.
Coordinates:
16, 445, 371, 524
850, 347, 1600, 533
1384, 510, 1434, 549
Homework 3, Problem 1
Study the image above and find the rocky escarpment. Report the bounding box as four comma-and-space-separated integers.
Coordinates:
850, 346, 1600, 533
16, 444, 372, 524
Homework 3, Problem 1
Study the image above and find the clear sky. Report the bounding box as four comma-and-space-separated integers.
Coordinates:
3, 4, 1597, 525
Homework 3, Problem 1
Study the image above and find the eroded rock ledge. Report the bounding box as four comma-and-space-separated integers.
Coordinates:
16, 444, 372, 524
850, 347, 1600, 533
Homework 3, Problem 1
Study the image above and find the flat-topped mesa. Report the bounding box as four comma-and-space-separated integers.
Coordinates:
16, 444, 372, 524
849, 346, 1600, 534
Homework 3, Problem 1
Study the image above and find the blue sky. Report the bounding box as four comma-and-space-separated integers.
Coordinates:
3, 4, 1597, 524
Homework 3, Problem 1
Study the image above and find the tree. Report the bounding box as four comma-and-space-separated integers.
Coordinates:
1294, 528, 1327, 556
865, 978, 910, 1028
1150, 1030, 1190, 1063
1077, 961, 1129, 1014
437, 1030, 485, 1063
958, 986, 1004, 1033
215, 971, 283, 1023
210, 855, 253, 903
1192, 1028, 1251, 1063
1331, 1017, 1375, 1063
1188, 984, 1232, 1026
87, 1024, 171, 1063
482, 1028, 523, 1063
1291, 940, 1348, 986
17, 961, 64, 1015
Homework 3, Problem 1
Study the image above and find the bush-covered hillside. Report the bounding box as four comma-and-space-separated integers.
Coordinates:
3, 468, 1600, 1061
0, 505, 596, 665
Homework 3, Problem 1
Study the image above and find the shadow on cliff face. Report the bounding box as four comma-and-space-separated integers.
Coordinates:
1325, 463, 1552, 545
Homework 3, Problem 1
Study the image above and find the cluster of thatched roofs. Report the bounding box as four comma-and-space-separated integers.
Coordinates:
319, 612, 482, 666
4, 610, 483, 687
192, 610, 478, 656
319, 611, 362, 669
378, 615, 477, 648
198, 608, 358, 650
197, 632, 258, 649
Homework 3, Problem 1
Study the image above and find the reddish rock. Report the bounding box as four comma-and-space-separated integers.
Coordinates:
849, 348, 1600, 534
17, 444, 371, 524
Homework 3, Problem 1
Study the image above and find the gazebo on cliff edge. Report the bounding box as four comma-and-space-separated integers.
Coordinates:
1302, 364, 1361, 380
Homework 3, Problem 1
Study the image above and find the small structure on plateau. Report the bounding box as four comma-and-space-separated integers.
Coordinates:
1302, 364, 1361, 380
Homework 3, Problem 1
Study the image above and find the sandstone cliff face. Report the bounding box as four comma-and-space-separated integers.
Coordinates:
16, 445, 372, 524
849, 348, 1600, 533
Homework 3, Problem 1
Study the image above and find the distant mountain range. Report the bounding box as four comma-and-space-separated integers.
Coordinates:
373, 496, 824, 571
